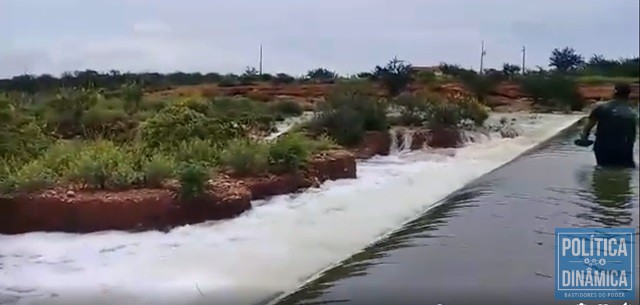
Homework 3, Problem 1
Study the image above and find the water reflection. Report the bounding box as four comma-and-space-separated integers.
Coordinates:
272, 181, 493, 305
574, 166, 637, 226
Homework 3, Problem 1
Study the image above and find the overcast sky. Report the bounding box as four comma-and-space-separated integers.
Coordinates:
1, 0, 638, 78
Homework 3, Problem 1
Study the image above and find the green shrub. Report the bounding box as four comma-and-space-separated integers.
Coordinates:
451, 94, 490, 126
176, 162, 210, 199
220, 139, 268, 176
268, 132, 313, 173
270, 99, 303, 117
81, 105, 131, 140
427, 102, 462, 128
0, 97, 52, 163
173, 139, 221, 167
307, 84, 388, 146
37, 141, 83, 177
143, 154, 176, 188
459, 74, 500, 103
520, 74, 585, 110
209, 97, 269, 118
178, 98, 212, 115
1, 160, 55, 194
44, 88, 101, 138
139, 105, 247, 151
309, 134, 338, 152
66, 140, 140, 189
325, 87, 388, 131
416, 70, 437, 85
393, 93, 435, 126
309, 107, 366, 146
140, 98, 170, 112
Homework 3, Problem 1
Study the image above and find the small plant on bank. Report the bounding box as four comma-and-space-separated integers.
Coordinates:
392, 92, 489, 130
451, 94, 490, 126
393, 93, 436, 126
427, 102, 462, 128
66, 140, 140, 190
0, 160, 55, 194
268, 132, 313, 174
174, 139, 221, 168
176, 162, 210, 199
306, 83, 387, 147
309, 134, 339, 152
139, 105, 247, 151
143, 154, 176, 188
220, 138, 269, 176
309, 107, 366, 147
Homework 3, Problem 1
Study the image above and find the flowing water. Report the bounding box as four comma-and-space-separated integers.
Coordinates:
0, 113, 583, 305
272, 122, 640, 305
264, 112, 315, 141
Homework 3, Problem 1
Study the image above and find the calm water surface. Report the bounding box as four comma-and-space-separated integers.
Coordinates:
272, 125, 640, 305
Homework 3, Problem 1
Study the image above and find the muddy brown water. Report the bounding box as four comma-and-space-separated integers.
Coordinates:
270, 125, 640, 305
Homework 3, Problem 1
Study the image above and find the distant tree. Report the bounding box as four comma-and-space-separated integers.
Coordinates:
549, 47, 584, 72
356, 72, 374, 80
239, 67, 259, 85
372, 57, 413, 96
501, 63, 521, 78
588, 54, 608, 66
257, 73, 274, 82
438, 63, 477, 79
271, 73, 295, 85
241, 67, 259, 79
306, 68, 338, 83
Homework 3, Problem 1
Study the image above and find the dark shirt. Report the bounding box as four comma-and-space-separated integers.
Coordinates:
589, 99, 638, 154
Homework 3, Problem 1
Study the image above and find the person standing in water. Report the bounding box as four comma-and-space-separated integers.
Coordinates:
580, 83, 638, 168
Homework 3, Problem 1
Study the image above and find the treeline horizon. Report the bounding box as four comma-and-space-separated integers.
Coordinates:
1, 47, 638, 93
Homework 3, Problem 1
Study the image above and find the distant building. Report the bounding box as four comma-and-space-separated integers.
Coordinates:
410, 66, 443, 76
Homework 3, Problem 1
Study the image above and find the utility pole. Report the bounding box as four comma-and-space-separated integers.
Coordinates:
521, 46, 526, 74
479, 40, 486, 74
259, 44, 263, 75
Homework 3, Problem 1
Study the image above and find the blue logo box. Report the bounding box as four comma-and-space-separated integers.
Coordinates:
555, 227, 637, 301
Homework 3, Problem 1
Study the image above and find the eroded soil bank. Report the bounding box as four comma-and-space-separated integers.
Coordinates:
0, 127, 471, 234
0, 150, 356, 234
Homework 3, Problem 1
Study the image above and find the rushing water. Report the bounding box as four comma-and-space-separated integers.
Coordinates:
0, 113, 582, 305
264, 112, 315, 141
272, 123, 640, 305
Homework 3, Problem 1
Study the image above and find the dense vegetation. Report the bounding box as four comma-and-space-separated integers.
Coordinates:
0, 86, 330, 198
0, 79, 489, 198
1, 47, 634, 197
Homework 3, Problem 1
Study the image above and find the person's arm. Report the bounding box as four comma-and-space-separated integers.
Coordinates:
581, 105, 602, 139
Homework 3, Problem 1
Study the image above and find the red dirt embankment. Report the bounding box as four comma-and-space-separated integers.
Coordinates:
0, 150, 356, 234
0, 126, 467, 234
148, 82, 639, 107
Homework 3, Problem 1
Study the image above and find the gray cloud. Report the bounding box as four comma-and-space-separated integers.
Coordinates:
1, 0, 638, 78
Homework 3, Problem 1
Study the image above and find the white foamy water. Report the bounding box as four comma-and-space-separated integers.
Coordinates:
0, 113, 582, 305
264, 112, 314, 141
